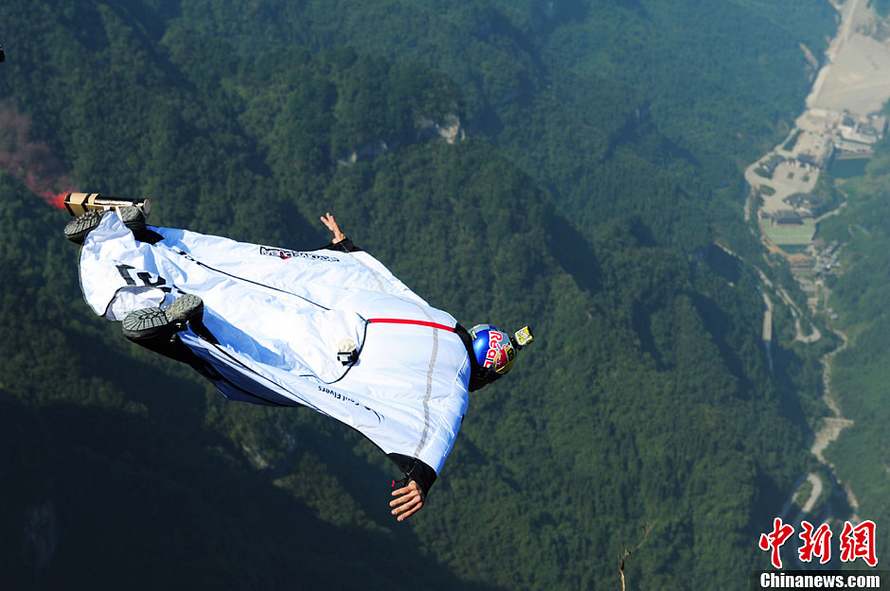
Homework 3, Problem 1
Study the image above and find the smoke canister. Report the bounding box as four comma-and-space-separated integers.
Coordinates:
63, 192, 152, 217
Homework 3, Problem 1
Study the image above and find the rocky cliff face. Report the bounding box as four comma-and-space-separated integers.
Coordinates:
417, 114, 465, 145
338, 114, 465, 166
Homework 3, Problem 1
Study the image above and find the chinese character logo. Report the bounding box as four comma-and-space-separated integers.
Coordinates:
759, 518, 795, 569
798, 521, 832, 564
759, 518, 879, 569
839, 520, 878, 567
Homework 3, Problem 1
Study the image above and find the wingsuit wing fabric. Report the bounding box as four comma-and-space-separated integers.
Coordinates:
78, 213, 470, 473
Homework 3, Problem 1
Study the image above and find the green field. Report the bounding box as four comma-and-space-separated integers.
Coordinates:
762, 219, 816, 245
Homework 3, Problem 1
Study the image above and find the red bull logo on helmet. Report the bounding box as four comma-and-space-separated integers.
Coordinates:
470, 324, 516, 375
482, 330, 515, 374
482, 330, 504, 369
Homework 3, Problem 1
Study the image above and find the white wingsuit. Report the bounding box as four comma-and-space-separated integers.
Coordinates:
78, 212, 471, 476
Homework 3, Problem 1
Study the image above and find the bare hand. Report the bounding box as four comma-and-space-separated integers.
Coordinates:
389, 480, 424, 522
319, 212, 346, 244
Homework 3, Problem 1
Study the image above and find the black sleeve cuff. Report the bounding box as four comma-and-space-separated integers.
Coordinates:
388, 453, 438, 497
317, 236, 362, 253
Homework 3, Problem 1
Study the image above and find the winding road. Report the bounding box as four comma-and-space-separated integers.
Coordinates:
741, 0, 869, 526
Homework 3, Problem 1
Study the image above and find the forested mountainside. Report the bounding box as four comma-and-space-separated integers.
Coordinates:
0, 1, 835, 589
816, 133, 890, 567
171, 0, 836, 247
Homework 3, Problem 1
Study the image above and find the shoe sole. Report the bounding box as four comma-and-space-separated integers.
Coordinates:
122, 294, 204, 342
122, 307, 172, 341
64, 211, 103, 245
118, 205, 146, 235
167, 294, 203, 324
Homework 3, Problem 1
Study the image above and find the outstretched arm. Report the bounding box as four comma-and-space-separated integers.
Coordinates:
387, 454, 437, 522
318, 212, 362, 253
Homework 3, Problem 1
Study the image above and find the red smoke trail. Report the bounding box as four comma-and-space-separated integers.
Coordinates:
47, 191, 68, 210
0, 102, 76, 208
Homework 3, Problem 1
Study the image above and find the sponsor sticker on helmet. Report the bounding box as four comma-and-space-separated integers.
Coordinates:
483, 330, 505, 369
